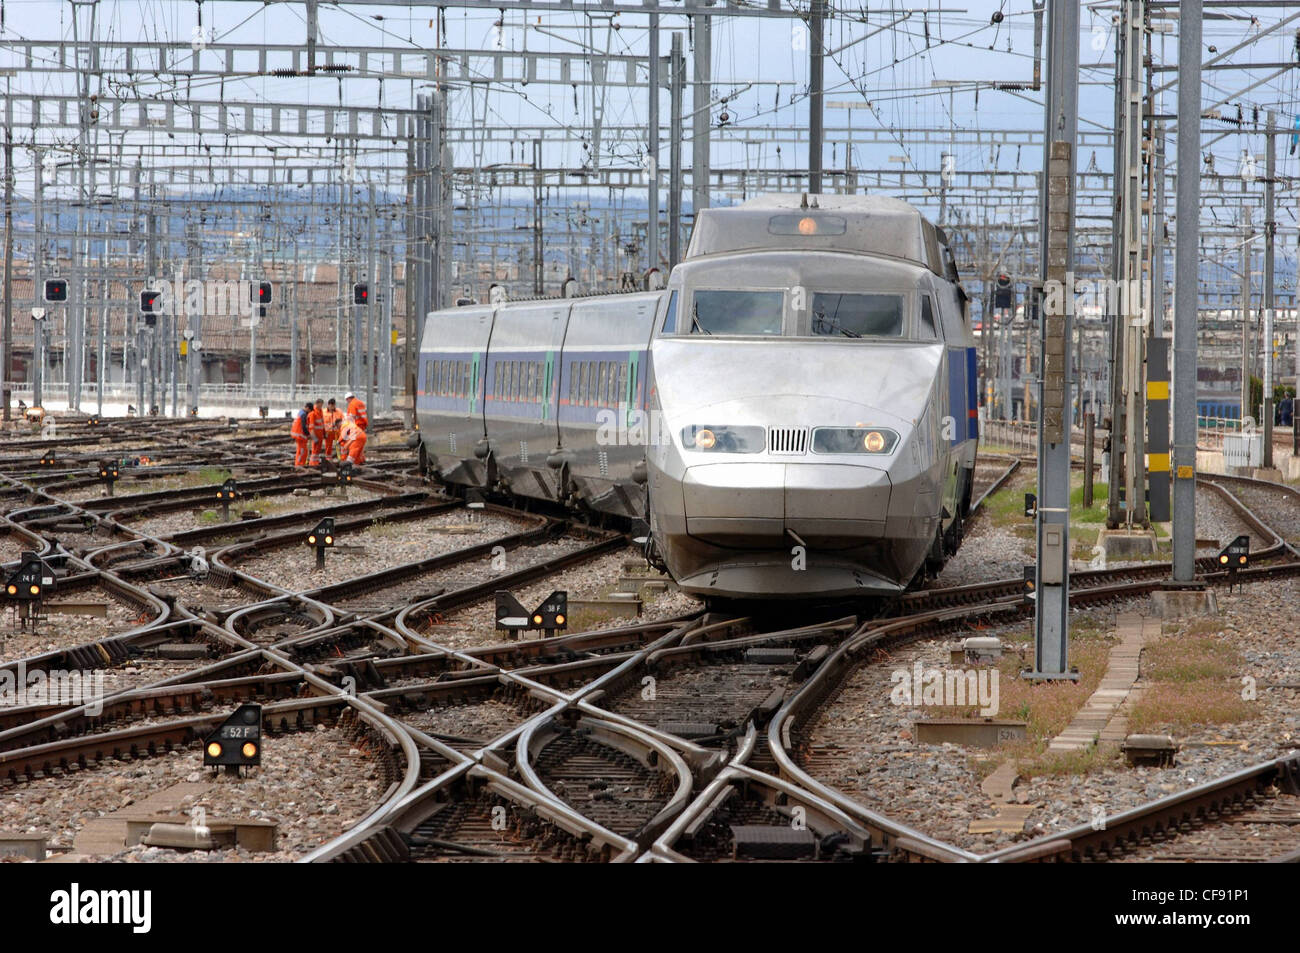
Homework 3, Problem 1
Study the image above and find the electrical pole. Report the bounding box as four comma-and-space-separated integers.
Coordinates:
1171, 0, 1202, 583
1241, 205, 1252, 426
647, 14, 660, 276
691, 14, 711, 216
808, 0, 826, 194
2, 106, 12, 422
1263, 112, 1276, 467
668, 32, 684, 268
1030, 0, 1079, 679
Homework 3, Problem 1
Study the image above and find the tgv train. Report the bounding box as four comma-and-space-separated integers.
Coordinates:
414, 193, 979, 600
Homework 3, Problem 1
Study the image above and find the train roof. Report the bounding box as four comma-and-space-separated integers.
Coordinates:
685, 193, 955, 280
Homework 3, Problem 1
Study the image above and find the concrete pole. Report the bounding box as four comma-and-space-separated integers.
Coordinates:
1031, 0, 1079, 678
808, 0, 825, 194
1172, 0, 1202, 582
1264, 112, 1276, 467
2, 113, 12, 421
32, 154, 43, 410
1241, 205, 1252, 425
647, 14, 660, 274
691, 15, 711, 216
668, 33, 684, 268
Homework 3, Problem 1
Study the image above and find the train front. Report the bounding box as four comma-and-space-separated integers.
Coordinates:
645, 211, 957, 600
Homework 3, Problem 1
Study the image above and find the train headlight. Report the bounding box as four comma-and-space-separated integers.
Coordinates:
812, 427, 900, 455
680, 425, 765, 453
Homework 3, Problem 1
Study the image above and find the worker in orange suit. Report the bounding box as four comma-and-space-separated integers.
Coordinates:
340, 417, 367, 465
344, 391, 368, 431
307, 398, 326, 467
290, 402, 312, 467
322, 398, 344, 461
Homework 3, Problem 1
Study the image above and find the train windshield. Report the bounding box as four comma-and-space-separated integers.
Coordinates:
809, 293, 904, 338
689, 290, 785, 335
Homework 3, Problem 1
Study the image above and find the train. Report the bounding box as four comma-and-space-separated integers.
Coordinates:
414, 193, 979, 600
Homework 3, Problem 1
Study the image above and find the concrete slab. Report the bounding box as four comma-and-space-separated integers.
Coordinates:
1098, 527, 1157, 559
1150, 588, 1219, 619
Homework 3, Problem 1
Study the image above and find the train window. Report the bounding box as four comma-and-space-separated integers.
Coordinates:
433, 361, 441, 395
463, 362, 471, 397
510, 362, 519, 401
586, 362, 597, 405
618, 363, 628, 406
577, 362, 587, 405
569, 363, 579, 405
597, 362, 607, 405
920, 296, 938, 339
662, 291, 679, 334
530, 362, 540, 402
690, 290, 784, 335
810, 293, 904, 337
424, 361, 432, 394
440, 360, 449, 395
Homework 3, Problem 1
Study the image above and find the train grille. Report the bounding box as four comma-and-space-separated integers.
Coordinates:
767, 427, 808, 455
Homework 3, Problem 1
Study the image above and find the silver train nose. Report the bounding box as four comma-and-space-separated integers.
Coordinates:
681, 461, 890, 548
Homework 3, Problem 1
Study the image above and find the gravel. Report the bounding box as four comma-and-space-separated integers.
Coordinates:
124, 488, 383, 538
415, 545, 703, 650
0, 588, 158, 664
228, 509, 531, 582
0, 725, 386, 862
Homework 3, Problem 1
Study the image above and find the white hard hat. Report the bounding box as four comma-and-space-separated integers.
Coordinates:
345, 391, 355, 399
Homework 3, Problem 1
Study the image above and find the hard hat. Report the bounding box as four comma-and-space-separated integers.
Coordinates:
345, 392, 355, 400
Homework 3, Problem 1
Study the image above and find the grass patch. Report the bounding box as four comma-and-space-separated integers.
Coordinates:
1127, 625, 1255, 734
1013, 741, 1122, 779
1141, 633, 1240, 682
1129, 682, 1254, 733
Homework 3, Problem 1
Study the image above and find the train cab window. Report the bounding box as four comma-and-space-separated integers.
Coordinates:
662, 291, 679, 334
810, 292, 904, 338
920, 296, 938, 340
690, 290, 784, 335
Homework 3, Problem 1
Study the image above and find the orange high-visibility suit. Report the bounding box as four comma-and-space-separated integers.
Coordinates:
346, 396, 368, 431
323, 406, 344, 460
307, 406, 326, 466
291, 410, 310, 467
340, 419, 367, 465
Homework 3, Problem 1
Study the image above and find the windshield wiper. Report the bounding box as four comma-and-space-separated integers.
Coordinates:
813, 310, 860, 338
690, 302, 713, 335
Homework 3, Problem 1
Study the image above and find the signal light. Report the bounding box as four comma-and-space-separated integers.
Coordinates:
202, 703, 262, 775
5, 585, 15, 596
257, 282, 273, 305
353, 283, 369, 305
139, 289, 161, 313
1218, 535, 1249, 591
308, 518, 335, 568
44, 278, 68, 302
495, 590, 569, 639
29, 585, 39, 596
